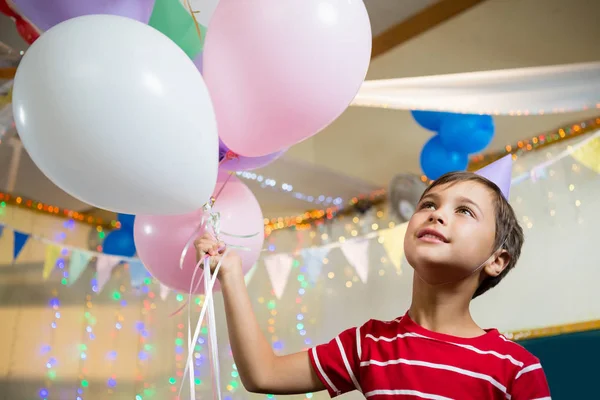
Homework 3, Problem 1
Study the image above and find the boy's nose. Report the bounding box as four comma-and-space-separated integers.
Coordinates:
428, 212, 446, 225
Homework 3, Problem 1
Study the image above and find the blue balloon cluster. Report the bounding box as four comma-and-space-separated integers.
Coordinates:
412, 111, 495, 180
103, 213, 136, 257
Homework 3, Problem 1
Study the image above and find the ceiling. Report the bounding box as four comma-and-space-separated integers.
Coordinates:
0, 0, 599, 220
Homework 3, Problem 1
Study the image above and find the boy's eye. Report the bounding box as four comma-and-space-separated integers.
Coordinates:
457, 207, 474, 217
419, 201, 436, 210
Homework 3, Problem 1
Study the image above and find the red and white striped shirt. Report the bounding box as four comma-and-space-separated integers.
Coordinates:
309, 313, 550, 399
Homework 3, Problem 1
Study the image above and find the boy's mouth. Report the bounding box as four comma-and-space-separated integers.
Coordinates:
417, 228, 449, 243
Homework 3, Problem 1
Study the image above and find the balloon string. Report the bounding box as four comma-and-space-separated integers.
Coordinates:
179, 249, 228, 400
184, 0, 203, 43
205, 254, 222, 400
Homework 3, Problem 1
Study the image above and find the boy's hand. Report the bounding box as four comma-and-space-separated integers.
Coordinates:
194, 232, 242, 281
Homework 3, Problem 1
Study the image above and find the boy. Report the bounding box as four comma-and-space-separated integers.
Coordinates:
195, 155, 551, 399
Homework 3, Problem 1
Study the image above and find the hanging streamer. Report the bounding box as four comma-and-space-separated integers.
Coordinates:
352, 62, 600, 115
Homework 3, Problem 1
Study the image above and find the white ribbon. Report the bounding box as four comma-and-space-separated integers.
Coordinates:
178, 194, 259, 400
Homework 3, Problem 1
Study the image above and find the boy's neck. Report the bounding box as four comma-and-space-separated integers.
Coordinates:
408, 273, 485, 338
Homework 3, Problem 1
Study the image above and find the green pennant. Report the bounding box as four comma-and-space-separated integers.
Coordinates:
149, 0, 207, 59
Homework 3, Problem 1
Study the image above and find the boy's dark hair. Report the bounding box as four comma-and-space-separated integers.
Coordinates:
420, 171, 524, 299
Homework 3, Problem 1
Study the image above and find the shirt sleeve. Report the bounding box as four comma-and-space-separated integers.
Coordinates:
308, 321, 369, 398
510, 361, 551, 400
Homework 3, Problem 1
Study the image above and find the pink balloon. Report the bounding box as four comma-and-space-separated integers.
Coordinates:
203, 0, 371, 157
134, 172, 264, 294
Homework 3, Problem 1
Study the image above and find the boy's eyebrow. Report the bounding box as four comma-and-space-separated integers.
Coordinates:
420, 192, 439, 202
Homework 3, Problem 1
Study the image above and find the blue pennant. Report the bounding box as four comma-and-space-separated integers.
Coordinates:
13, 231, 30, 260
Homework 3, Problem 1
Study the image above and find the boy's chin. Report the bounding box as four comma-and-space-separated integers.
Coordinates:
409, 258, 473, 284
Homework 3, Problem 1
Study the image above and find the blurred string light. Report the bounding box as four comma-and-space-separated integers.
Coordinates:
0, 191, 116, 228
469, 117, 600, 169
236, 170, 344, 206
293, 258, 317, 400
76, 287, 97, 400
40, 281, 62, 400
0, 117, 596, 235
138, 275, 158, 399
39, 229, 70, 400
106, 278, 127, 396
264, 119, 600, 235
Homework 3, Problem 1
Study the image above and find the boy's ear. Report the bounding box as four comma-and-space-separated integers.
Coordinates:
484, 250, 511, 277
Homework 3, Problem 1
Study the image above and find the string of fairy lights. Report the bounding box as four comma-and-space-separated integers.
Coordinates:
0, 116, 596, 240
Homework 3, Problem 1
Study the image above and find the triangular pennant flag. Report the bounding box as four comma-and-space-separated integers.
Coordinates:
340, 239, 370, 284
301, 247, 331, 285
42, 245, 62, 280
159, 283, 171, 301
0, 224, 4, 239
128, 260, 148, 288
96, 255, 121, 292
378, 223, 409, 271
13, 231, 29, 260
264, 253, 294, 299
244, 264, 258, 286
68, 250, 93, 286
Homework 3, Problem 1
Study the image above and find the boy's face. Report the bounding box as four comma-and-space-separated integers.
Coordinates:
404, 180, 497, 285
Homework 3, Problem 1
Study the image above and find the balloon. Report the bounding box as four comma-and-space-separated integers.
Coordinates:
178, 0, 218, 27
149, 0, 207, 59
12, 15, 219, 215
219, 139, 285, 172
14, 17, 40, 44
193, 51, 203, 75
0, 0, 40, 44
420, 136, 469, 180
11, 0, 155, 31
204, 0, 371, 157
103, 229, 136, 257
411, 110, 450, 132
134, 172, 264, 294
439, 114, 494, 154
118, 214, 136, 231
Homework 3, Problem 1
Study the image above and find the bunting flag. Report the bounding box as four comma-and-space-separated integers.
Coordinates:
128, 260, 149, 288
96, 255, 121, 292
159, 283, 171, 301
13, 231, 29, 260
0, 224, 4, 239
42, 244, 62, 280
378, 222, 409, 272
301, 247, 331, 285
244, 264, 258, 286
264, 253, 294, 299
68, 250, 93, 286
340, 239, 370, 284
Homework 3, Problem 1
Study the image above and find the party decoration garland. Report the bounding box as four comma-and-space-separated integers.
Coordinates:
264, 124, 600, 234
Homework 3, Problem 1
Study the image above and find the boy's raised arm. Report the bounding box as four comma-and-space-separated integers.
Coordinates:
196, 234, 325, 394
221, 267, 324, 394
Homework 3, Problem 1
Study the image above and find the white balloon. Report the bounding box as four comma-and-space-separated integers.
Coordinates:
12, 15, 218, 215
